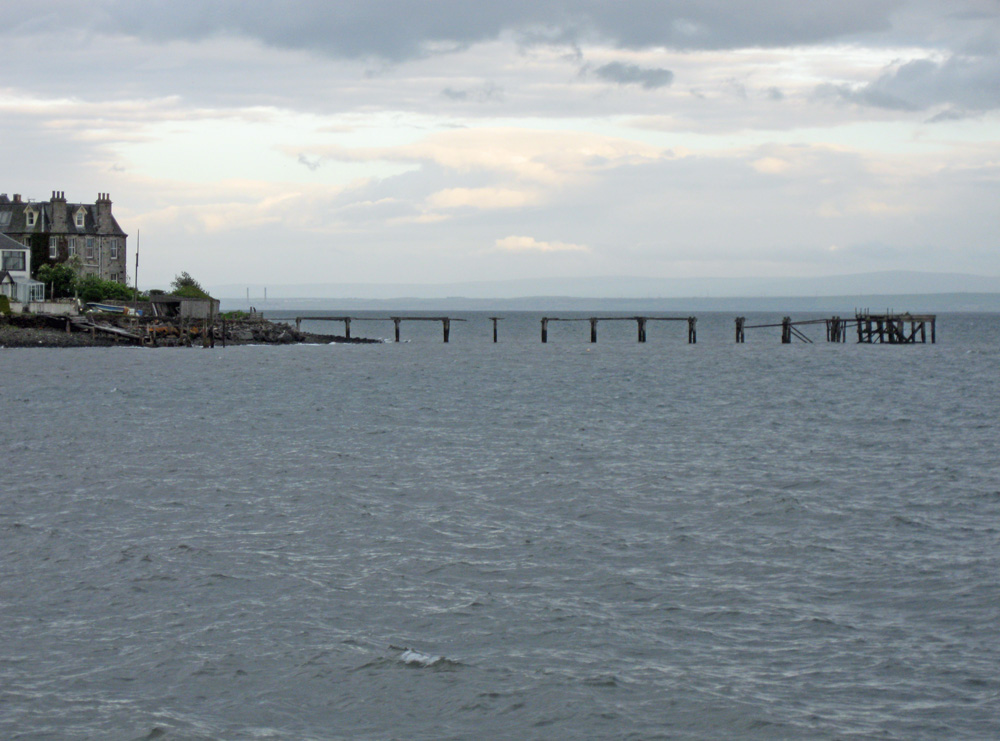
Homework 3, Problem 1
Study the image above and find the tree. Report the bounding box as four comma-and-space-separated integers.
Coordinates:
170, 271, 211, 298
37, 263, 77, 298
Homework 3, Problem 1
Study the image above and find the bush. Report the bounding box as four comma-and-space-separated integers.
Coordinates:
0, 295, 11, 315
77, 275, 137, 303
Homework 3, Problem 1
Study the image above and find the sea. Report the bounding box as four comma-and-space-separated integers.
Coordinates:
2, 310, 999, 740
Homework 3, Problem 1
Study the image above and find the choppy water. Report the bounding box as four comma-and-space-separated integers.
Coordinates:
2, 312, 999, 740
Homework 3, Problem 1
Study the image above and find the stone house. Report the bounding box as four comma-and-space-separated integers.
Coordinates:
0, 191, 128, 283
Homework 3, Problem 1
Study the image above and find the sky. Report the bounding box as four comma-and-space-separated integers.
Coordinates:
1, 0, 998, 293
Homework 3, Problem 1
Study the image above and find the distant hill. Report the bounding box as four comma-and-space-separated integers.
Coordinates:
211, 271, 1000, 301
211, 271, 1000, 312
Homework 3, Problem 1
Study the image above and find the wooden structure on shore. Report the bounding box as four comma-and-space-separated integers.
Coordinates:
736, 312, 936, 344
540, 316, 697, 343
295, 316, 467, 343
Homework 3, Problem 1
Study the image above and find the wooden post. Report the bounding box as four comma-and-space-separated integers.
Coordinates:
296, 317, 302, 331
393, 318, 401, 343
781, 317, 791, 344
590, 318, 598, 343
344, 318, 351, 339
735, 317, 745, 343
491, 317, 498, 343
687, 317, 697, 344
442, 318, 450, 343
637, 317, 646, 343
541, 318, 548, 343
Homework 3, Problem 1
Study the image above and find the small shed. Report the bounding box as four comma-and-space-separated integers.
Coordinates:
149, 295, 220, 319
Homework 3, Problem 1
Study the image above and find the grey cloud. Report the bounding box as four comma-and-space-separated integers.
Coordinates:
826, 54, 1000, 112
593, 62, 673, 89
441, 82, 504, 102
298, 154, 321, 171
0, 0, 901, 60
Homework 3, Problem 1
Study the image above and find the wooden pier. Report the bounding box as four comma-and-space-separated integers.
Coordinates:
736, 312, 935, 344
540, 316, 697, 343
855, 312, 936, 344
295, 316, 467, 342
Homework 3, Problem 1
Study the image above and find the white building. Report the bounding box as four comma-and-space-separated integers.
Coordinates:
0, 232, 45, 303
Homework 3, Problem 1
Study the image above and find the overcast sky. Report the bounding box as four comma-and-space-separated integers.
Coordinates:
1, 0, 997, 291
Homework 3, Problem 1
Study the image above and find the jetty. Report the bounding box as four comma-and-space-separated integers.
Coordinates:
736, 312, 936, 344
540, 316, 697, 343
294, 316, 467, 342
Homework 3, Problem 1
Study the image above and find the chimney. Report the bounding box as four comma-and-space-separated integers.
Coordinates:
50, 190, 68, 232
13, 194, 22, 204
96, 192, 114, 234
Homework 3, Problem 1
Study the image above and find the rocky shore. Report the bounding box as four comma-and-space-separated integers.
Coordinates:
0, 314, 381, 348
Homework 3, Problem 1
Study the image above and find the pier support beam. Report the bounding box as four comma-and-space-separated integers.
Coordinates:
687, 317, 697, 344
637, 317, 647, 343
344, 318, 351, 339
442, 318, 450, 343
491, 317, 499, 343
393, 318, 401, 343
735, 317, 745, 343
781, 317, 792, 344
590, 318, 598, 343
541, 318, 549, 343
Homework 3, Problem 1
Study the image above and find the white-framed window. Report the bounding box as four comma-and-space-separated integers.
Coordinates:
68, 237, 77, 256
2, 250, 26, 271
75, 209, 86, 228
49, 236, 58, 259
86, 237, 95, 260
110, 239, 118, 259
26, 209, 37, 227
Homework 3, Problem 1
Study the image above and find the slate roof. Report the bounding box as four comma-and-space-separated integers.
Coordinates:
0, 232, 29, 251
0, 195, 127, 237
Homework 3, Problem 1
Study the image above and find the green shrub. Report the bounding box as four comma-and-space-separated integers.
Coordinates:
77, 275, 138, 303
0, 295, 11, 315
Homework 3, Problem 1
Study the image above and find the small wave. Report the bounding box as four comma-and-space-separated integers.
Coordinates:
400, 649, 444, 667
389, 645, 462, 669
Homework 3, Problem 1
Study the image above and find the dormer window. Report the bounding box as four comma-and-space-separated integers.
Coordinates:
75, 208, 86, 228
25, 208, 37, 227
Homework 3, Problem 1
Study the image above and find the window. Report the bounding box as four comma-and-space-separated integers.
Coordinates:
75, 210, 85, 228
110, 239, 118, 260
2, 250, 26, 271
49, 236, 58, 259
68, 237, 76, 256
26, 210, 36, 227
86, 237, 95, 260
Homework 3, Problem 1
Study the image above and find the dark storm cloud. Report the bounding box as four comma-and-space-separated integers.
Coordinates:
593, 62, 674, 89
0, 1, 901, 59
825, 53, 1000, 112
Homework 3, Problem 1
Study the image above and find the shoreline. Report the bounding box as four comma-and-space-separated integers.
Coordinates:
0, 314, 381, 349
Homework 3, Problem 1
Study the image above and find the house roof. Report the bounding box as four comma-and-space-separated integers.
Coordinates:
0, 196, 127, 237
0, 232, 28, 251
